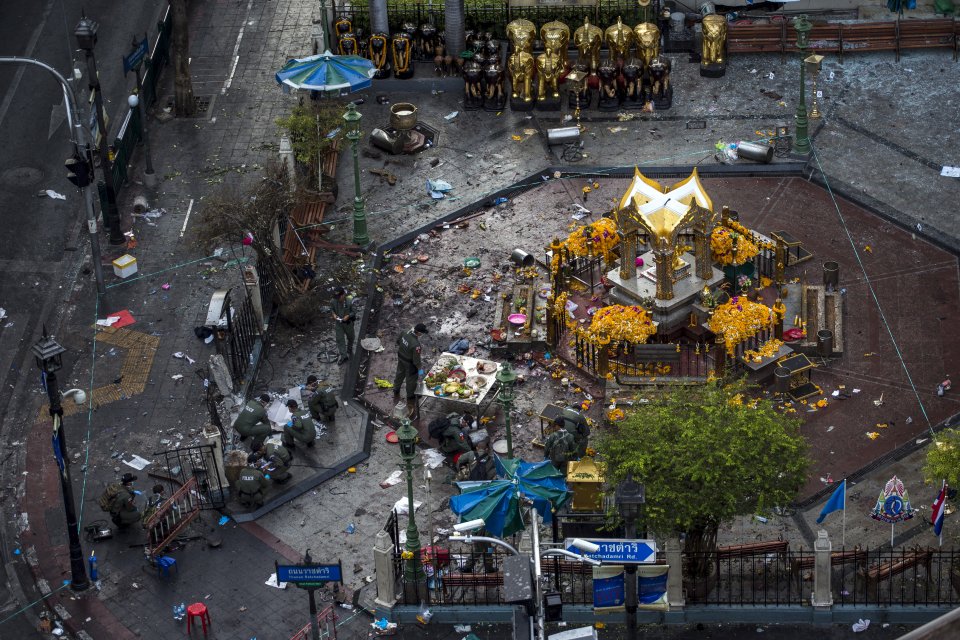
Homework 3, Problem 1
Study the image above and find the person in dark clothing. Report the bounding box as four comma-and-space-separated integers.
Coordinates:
305, 375, 338, 423
236, 464, 270, 507
233, 394, 273, 451
330, 287, 355, 365
553, 412, 591, 458
253, 442, 293, 484
110, 473, 141, 529
282, 399, 317, 450
543, 421, 577, 473
393, 323, 428, 413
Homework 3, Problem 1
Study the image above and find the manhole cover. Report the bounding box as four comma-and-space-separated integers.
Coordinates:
164, 95, 213, 118
1, 166, 43, 186
686, 120, 706, 130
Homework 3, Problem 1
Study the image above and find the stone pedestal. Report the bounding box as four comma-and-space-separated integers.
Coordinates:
374, 530, 398, 607
812, 529, 833, 608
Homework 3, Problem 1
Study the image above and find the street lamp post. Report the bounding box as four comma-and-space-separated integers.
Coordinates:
342, 103, 370, 248
127, 93, 157, 188
32, 328, 90, 592
75, 16, 125, 245
792, 15, 813, 155
616, 474, 646, 640
396, 418, 426, 601
496, 363, 518, 458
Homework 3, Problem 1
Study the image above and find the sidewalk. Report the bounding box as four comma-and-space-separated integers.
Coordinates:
5, 2, 960, 639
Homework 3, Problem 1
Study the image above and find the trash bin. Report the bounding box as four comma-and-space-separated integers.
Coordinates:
736, 141, 774, 163
823, 261, 839, 290
774, 367, 791, 395
817, 330, 833, 359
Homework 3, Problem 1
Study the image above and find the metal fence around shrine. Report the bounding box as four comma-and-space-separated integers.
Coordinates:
393, 543, 960, 607
335, 0, 646, 40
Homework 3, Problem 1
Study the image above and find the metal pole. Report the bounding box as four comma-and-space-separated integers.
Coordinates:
132, 64, 157, 187
348, 129, 370, 247
0, 57, 106, 295
303, 550, 321, 640
530, 508, 545, 640
794, 27, 811, 154
624, 512, 637, 640
46, 370, 91, 591
81, 46, 125, 245
402, 450, 425, 595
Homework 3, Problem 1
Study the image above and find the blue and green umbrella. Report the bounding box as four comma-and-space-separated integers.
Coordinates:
275, 51, 376, 93
449, 456, 571, 537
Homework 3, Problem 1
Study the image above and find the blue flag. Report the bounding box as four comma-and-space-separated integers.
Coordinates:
816, 479, 846, 524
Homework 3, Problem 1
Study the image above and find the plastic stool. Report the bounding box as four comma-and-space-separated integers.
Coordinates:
186, 603, 211, 636
156, 556, 178, 578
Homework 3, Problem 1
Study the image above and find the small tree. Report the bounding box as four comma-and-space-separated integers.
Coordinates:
595, 379, 808, 577
276, 100, 346, 166
171, 0, 195, 116
923, 428, 960, 488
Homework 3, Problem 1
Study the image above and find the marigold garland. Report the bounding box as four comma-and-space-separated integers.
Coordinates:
708, 296, 773, 355
586, 305, 656, 345
710, 227, 759, 266
743, 338, 784, 363
564, 218, 620, 260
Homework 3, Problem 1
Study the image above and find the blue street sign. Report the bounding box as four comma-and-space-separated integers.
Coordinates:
564, 538, 657, 564
123, 38, 149, 74
276, 563, 342, 585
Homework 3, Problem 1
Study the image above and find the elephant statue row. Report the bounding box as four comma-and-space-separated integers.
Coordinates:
462, 59, 506, 111
597, 55, 673, 111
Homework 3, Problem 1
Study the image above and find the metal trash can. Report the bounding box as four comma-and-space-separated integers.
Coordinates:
736, 141, 774, 163
774, 367, 791, 396
817, 330, 834, 359
510, 248, 535, 267
823, 261, 839, 290
370, 128, 403, 155
546, 126, 581, 146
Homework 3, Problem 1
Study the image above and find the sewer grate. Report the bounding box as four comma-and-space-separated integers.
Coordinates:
164, 95, 212, 118
686, 120, 706, 130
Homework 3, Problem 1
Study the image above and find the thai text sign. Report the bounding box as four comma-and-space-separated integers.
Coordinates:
564, 538, 657, 564
276, 563, 342, 585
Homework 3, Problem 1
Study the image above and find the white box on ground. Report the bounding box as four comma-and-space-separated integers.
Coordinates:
549, 627, 597, 640
112, 254, 138, 278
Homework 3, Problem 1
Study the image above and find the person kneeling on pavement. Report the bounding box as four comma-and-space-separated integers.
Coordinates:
98, 473, 141, 529
305, 375, 338, 424
282, 399, 317, 450
428, 412, 475, 469
236, 459, 270, 507
233, 393, 273, 451
252, 441, 293, 484
553, 412, 590, 458
543, 418, 578, 473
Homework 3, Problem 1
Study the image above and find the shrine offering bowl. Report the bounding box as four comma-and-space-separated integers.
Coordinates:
508, 313, 527, 325
389, 103, 418, 131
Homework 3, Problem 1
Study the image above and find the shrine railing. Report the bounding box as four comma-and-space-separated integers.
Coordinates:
573, 334, 716, 382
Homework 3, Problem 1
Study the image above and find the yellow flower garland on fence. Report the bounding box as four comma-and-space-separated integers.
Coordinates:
586, 305, 656, 345
743, 338, 784, 363
565, 218, 620, 261
710, 226, 759, 266
708, 297, 773, 355
726, 219, 775, 251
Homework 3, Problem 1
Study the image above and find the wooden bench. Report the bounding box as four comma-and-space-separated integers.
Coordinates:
441, 572, 504, 588
839, 22, 898, 62
898, 19, 957, 62
807, 23, 842, 55
717, 539, 790, 566
791, 548, 867, 584
727, 23, 786, 62
861, 549, 933, 596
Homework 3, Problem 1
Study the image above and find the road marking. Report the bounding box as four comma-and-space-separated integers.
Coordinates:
0, 0, 57, 130
222, 0, 254, 95
180, 198, 194, 237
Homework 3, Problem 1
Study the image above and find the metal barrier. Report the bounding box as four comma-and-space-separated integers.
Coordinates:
214, 288, 264, 384
144, 476, 201, 559
288, 604, 338, 640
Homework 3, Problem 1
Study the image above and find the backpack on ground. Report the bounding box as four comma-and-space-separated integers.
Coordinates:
98, 483, 123, 513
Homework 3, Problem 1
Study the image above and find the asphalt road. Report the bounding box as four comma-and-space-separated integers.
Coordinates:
0, 0, 164, 635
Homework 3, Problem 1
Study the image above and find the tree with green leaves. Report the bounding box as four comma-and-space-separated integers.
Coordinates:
595, 379, 808, 577
923, 428, 960, 489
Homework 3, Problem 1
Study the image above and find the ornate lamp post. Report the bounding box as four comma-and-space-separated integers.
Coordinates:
792, 15, 813, 155
395, 418, 426, 598
342, 103, 370, 248
496, 363, 518, 458
32, 328, 90, 592
615, 474, 646, 640
75, 16, 124, 245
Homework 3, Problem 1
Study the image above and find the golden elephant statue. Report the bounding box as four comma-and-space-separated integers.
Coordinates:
605, 16, 635, 63
508, 50, 535, 102
633, 22, 660, 70
506, 18, 536, 55
574, 17, 603, 75
540, 20, 571, 71
701, 14, 727, 66
537, 51, 562, 101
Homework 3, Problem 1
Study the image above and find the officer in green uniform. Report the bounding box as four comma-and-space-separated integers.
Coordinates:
437, 415, 472, 457
282, 399, 317, 450
110, 473, 142, 529
233, 394, 273, 450
330, 287, 355, 364
305, 375, 338, 423
236, 463, 270, 507
393, 323, 429, 410
543, 422, 577, 473
554, 412, 591, 459
260, 442, 293, 484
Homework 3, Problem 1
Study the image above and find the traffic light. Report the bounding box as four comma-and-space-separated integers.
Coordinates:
65, 155, 92, 188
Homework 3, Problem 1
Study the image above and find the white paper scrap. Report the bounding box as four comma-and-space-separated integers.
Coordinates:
941, 166, 960, 177
265, 572, 288, 589
123, 455, 151, 471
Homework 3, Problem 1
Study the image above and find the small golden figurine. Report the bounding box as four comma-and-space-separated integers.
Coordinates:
633, 22, 660, 71
574, 17, 603, 75
541, 20, 571, 71
605, 16, 635, 63
537, 51, 562, 101
700, 14, 728, 77
508, 50, 535, 102
506, 18, 536, 54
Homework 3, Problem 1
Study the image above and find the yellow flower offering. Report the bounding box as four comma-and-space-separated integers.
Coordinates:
564, 218, 620, 259
710, 226, 759, 266
744, 339, 784, 363
607, 408, 626, 422
708, 297, 773, 355
866, 431, 880, 440
816, 398, 828, 408
587, 305, 656, 345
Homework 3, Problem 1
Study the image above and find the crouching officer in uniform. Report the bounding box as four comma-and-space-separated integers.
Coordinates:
254, 441, 293, 484
236, 461, 270, 507
553, 412, 591, 458
543, 419, 578, 473
282, 399, 317, 450
306, 375, 339, 423
110, 473, 142, 529
233, 394, 273, 450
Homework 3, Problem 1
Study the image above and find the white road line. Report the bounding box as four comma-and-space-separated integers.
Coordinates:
180, 198, 194, 238
222, 0, 254, 95
0, 0, 56, 130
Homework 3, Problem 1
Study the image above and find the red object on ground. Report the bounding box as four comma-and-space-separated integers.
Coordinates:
783, 328, 805, 341
106, 309, 136, 329
186, 602, 211, 636
421, 545, 451, 567
386, 431, 399, 444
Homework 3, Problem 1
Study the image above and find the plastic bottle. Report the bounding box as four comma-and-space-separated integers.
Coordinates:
346, 523, 356, 534
88, 551, 98, 582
